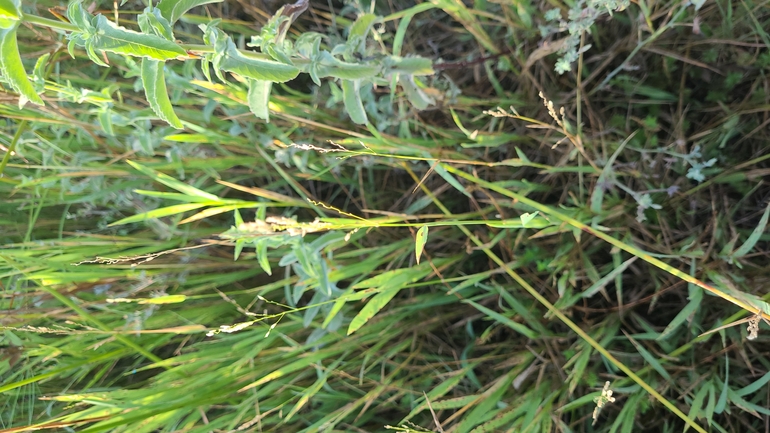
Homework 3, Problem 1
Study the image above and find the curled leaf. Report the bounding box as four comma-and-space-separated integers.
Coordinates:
0, 25, 44, 107
141, 58, 184, 129
342, 79, 367, 124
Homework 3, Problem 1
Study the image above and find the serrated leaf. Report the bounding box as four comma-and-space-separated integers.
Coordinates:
92, 15, 186, 60
219, 38, 299, 83
341, 79, 367, 124
157, 0, 223, 24
415, 225, 428, 264
141, 58, 184, 129
0, 0, 20, 22
347, 287, 400, 335
0, 25, 44, 107
247, 78, 271, 122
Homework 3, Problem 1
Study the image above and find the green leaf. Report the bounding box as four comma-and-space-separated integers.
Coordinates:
657, 285, 702, 340
219, 38, 299, 83
520, 211, 539, 227
0, 0, 20, 23
399, 74, 435, 110
736, 370, 770, 397
463, 299, 538, 339
256, 239, 271, 275
386, 56, 434, 75
341, 79, 367, 124
247, 78, 272, 122
347, 13, 381, 55
455, 372, 514, 433
434, 162, 471, 197
314, 54, 379, 80
415, 225, 428, 264
141, 59, 184, 129
347, 287, 400, 335
591, 136, 631, 213
66, 0, 93, 32
729, 200, 770, 262
581, 256, 637, 298
0, 25, 44, 107
97, 107, 115, 136
126, 160, 221, 202
625, 331, 671, 380
92, 15, 186, 60
157, 0, 223, 24
108, 203, 208, 226
138, 6, 175, 41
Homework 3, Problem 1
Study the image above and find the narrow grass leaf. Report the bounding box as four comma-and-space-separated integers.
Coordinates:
0, 26, 44, 106
157, 0, 223, 23
463, 299, 538, 339
590, 131, 636, 213
582, 256, 637, 298
342, 79, 367, 124
93, 15, 186, 60
455, 372, 513, 433
240, 347, 344, 391
141, 59, 183, 129
127, 160, 220, 202
108, 203, 207, 226
179, 203, 260, 224
686, 384, 710, 432
657, 286, 702, 340
414, 225, 428, 264
704, 381, 716, 426
429, 395, 480, 409
133, 190, 216, 202
715, 362, 729, 414
623, 331, 671, 380
735, 370, 770, 397
347, 287, 400, 335
729, 200, 770, 262
247, 78, 271, 121
401, 365, 475, 421
434, 162, 471, 197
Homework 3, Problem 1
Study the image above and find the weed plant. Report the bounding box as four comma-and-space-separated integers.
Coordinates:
1, 0, 770, 432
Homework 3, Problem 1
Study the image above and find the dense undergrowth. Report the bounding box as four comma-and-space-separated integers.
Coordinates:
1, 0, 770, 431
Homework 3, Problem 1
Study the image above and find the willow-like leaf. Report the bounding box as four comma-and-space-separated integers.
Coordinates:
141, 58, 184, 129
0, 25, 44, 107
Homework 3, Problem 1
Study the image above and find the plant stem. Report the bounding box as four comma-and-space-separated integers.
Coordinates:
0, 120, 27, 178
21, 13, 78, 33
